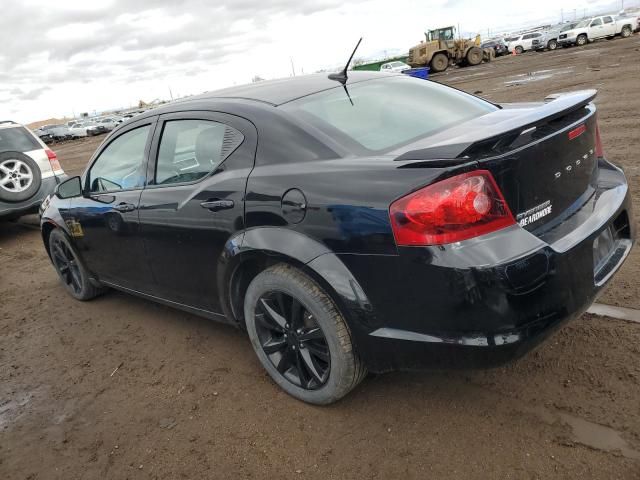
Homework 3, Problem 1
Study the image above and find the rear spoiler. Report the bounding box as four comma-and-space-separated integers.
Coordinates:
395, 89, 597, 161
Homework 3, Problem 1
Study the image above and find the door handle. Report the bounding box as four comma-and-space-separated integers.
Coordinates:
113, 202, 136, 213
200, 199, 234, 212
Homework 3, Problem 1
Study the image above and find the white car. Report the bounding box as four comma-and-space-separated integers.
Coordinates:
0, 120, 67, 219
67, 121, 90, 138
558, 15, 635, 46
380, 61, 411, 73
507, 32, 545, 54
95, 117, 119, 131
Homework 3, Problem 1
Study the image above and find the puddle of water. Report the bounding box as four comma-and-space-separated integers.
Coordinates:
0, 393, 33, 429
558, 413, 640, 461
0, 386, 49, 430
525, 405, 640, 460
504, 67, 574, 86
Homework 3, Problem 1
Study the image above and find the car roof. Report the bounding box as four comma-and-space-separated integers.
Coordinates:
184, 71, 387, 107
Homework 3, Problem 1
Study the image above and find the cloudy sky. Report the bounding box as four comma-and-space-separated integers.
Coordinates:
1, 0, 635, 123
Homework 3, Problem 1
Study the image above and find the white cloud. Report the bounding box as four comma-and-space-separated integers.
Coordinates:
1, 0, 637, 122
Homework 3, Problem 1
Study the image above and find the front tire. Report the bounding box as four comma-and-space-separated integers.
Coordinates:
547, 39, 557, 50
244, 264, 366, 405
515, 46, 524, 54
49, 229, 105, 301
576, 34, 587, 46
429, 53, 449, 73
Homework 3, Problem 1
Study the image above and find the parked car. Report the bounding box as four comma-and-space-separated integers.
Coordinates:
481, 39, 509, 56
34, 126, 55, 144
534, 25, 566, 51
617, 13, 640, 32
85, 121, 109, 136
67, 121, 92, 138
380, 61, 411, 73
95, 117, 119, 131
0, 120, 67, 219
558, 15, 635, 47
38, 124, 73, 142
507, 32, 545, 54
41, 72, 634, 404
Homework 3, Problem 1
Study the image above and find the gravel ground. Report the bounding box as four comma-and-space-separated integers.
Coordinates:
1, 36, 640, 479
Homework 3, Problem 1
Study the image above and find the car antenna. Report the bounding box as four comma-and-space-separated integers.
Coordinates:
328, 37, 362, 106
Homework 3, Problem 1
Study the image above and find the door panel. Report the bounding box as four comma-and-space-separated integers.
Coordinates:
138, 111, 257, 313
61, 120, 156, 291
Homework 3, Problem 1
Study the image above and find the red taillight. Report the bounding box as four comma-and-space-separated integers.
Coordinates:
389, 170, 515, 246
46, 149, 62, 171
568, 124, 586, 140
594, 123, 604, 158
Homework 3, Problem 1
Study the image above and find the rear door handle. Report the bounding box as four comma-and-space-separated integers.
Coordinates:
200, 199, 234, 212
113, 202, 136, 213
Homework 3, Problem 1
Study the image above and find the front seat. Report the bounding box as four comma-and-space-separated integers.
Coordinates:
195, 127, 223, 168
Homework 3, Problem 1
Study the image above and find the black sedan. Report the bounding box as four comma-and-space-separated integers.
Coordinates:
41, 72, 634, 404
481, 39, 509, 56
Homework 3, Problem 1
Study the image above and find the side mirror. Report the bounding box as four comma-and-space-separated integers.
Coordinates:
55, 176, 83, 199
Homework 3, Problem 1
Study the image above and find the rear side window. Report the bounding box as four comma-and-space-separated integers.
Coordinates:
281, 76, 497, 154
155, 119, 243, 185
603, 16, 613, 24
0, 127, 40, 153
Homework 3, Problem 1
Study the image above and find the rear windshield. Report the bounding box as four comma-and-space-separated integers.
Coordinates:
281, 76, 497, 154
0, 126, 40, 153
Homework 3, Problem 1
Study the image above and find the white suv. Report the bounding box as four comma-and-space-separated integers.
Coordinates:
0, 120, 67, 219
507, 32, 545, 54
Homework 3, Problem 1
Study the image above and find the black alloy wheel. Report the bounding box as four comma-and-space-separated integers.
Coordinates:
50, 234, 84, 295
254, 290, 330, 390
48, 229, 105, 300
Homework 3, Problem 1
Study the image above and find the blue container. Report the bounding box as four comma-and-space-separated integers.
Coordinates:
402, 67, 430, 80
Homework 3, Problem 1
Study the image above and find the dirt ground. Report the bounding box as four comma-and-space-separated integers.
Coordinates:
2, 37, 640, 479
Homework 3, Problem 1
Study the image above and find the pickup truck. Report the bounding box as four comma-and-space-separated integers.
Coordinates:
558, 15, 635, 46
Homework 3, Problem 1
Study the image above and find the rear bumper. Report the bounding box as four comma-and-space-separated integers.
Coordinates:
0, 173, 68, 218
336, 160, 634, 373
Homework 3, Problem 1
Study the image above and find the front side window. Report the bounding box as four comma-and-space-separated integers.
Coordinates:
282, 76, 497, 154
591, 18, 602, 26
155, 119, 243, 185
88, 125, 150, 193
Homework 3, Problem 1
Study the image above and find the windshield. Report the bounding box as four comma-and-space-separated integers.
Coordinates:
281, 76, 497, 154
576, 19, 591, 27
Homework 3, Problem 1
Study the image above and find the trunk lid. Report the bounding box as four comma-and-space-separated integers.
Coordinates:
393, 90, 599, 234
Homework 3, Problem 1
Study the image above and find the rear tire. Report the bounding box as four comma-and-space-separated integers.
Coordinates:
576, 34, 587, 46
429, 53, 449, 73
621, 26, 632, 38
48, 229, 106, 301
244, 264, 367, 405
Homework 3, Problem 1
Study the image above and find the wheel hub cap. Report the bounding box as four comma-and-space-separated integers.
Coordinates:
0, 159, 34, 193
255, 291, 331, 390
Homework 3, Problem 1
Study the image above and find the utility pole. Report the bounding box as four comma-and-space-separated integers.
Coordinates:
168, 87, 173, 101
290, 57, 296, 77
561, 8, 564, 22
